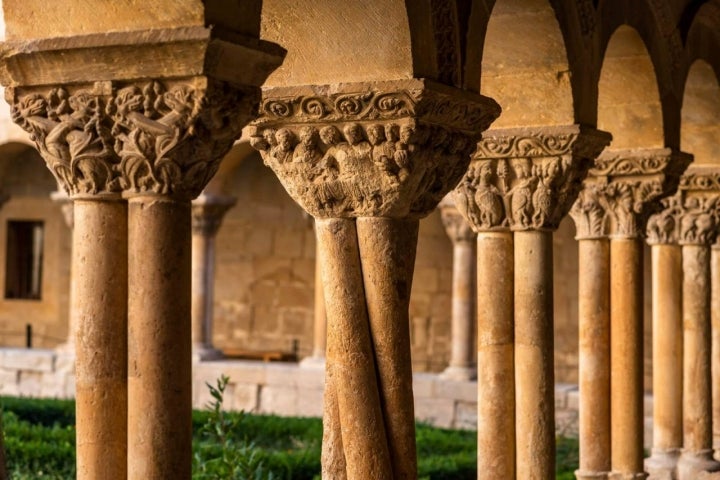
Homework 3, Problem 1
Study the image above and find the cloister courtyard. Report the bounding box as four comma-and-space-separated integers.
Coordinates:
0, 0, 718, 479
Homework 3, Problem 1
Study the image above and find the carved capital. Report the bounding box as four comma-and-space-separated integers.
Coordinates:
191, 193, 236, 237
249, 79, 500, 219
439, 195, 475, 243
574, 148, 692, 239
453, 125, 611, 232
652, 165, 720, 246
9, 78, 258, 201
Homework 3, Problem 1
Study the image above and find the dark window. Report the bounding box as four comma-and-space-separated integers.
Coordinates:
5, 221, 44, 300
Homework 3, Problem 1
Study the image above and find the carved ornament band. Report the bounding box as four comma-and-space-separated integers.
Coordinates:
571, 148, 692, 240
249, 79, 501, 219
453, 125, 611, 232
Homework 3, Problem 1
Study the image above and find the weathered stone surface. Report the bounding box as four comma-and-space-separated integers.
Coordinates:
249, 79, 500, 218
455, 125, 611, 232
0, 348, 54, 372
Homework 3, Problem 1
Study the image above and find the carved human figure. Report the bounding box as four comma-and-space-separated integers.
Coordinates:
474, 162, 505, 228
293, 126, 322, 164
367, 124, 396, 180
455, 166, 479, 228
342, 123, 370, 164
531, 159, 559, 227
506, 158, 534, 227
272, 128, 295, 164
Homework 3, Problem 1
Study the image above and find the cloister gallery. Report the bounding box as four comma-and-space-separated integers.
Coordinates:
0, 0, 717, 479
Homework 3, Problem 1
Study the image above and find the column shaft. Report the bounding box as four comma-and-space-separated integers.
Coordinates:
713, 246, 720, 457
74, 200, 128, 480
476, 232, 515, 479
645, 244, 682, 476
515, 230, 555, 480
128, 198, 192, 480
357, 217, 419, 480
191, 229, 215, 352
576, 238, 611, 479
677, 245, 720, 477
312, 238, 327, 359
316, 218, 392, 479
610, 238, 646, 479
443, 238, 476, 380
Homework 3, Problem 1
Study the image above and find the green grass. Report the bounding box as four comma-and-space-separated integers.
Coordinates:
0, 396, 579, 479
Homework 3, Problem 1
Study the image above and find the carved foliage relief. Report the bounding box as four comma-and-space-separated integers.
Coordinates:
454, 127, 611, 232
249, 81, 500, 219
9, 79, 256, 200
571, 149, 692, 239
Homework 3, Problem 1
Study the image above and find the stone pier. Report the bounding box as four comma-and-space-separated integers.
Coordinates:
454, 125, 611, 479
439, 196, 477, 381
191, 193, 236, 361
1, 15, 285, 480
250, 80, 500, 478
576, 148, 691, 480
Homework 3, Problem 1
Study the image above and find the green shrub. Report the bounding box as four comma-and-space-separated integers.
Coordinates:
0, 395, 581, 479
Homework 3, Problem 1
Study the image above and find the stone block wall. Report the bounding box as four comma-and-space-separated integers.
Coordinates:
0, 148, 70, 350
0, 348, 74, 399
213, 154, 455, 372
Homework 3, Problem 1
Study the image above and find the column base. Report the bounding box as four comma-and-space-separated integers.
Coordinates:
677, 450, 720, 480
575, 469, 610, 479
439, 365, 477, 381
299, 356, 326, 369
608, 472, 648, 480
645, 448, 681, 480
192, 346, 224, 362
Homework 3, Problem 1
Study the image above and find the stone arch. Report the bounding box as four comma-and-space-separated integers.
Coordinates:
686, 0, 720, 83
204, 140, 258, 196
681, 60, 720, 166
479, 0, 574, 127
0, 142, 55, 195
597, 25, 664, 149
463, 0, 594, 123
596, 0, 683, 147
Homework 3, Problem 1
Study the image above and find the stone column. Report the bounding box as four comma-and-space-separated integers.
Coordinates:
586, 148, 692, 480
3, 24, 284, 480
674, 168, 720, 479
250, 79, 501, 479
570, 186, 612, 480
712, 244, 720, 459
301, 228, 327, 367
439, 196, 477, 381
9, 84, 130, 480
455, 125, 611, 479
50, 190, 76, 352
645, 198, 683, 479
191, 193, 235, 361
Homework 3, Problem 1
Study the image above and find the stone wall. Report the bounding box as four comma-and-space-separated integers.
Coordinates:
212, 153, 455, 372
0, 147, 70, 350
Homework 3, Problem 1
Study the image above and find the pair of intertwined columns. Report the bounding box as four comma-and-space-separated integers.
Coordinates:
250, 80, 500, 479
450, 125, 612, 479
645, 165, 720, 480
570, 148, 692, 480
2, 28, 285, 479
